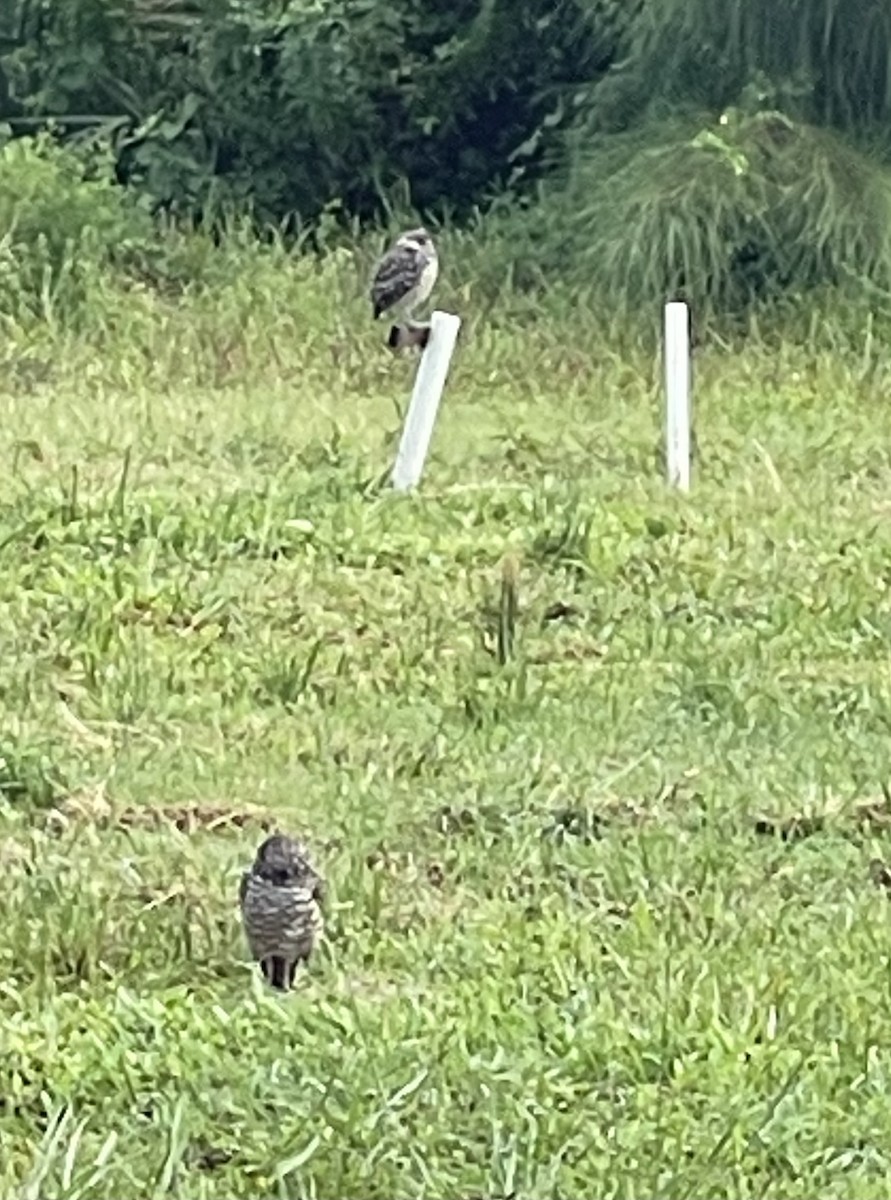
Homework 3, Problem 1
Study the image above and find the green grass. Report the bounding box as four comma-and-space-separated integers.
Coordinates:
3, 243, 891, 1199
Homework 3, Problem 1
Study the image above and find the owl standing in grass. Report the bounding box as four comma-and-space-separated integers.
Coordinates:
239, 833, 325, 990
370, 227, 439, 325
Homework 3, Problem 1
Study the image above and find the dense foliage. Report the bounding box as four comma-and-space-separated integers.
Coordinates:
585, 0, 891, 135
2, 0, 891, 318
0, 0, 629, 222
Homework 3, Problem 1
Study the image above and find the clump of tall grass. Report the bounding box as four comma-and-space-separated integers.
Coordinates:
467, 109, 891, 325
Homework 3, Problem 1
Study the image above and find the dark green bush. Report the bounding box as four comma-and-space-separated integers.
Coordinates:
0, 0, 629, 224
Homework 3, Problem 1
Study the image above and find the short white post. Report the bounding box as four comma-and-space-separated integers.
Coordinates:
391, 310, 462, 492
664, 301, 691, 491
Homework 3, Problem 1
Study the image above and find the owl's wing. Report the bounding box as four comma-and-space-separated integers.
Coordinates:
371, 244, 422, 312
238, 870, 251, 908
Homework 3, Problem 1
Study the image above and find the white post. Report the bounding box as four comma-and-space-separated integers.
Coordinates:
664, 301, 691, 491
391, 310, 462, 492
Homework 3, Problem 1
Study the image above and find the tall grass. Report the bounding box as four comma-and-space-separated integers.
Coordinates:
582, 0, 891, 130
3, 125, 891, 1196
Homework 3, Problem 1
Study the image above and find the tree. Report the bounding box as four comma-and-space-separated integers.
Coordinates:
0, 0, 630, 223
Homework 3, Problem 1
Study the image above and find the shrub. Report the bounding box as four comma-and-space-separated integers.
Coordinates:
474, 109, 891, 321
0, 133, 151, 323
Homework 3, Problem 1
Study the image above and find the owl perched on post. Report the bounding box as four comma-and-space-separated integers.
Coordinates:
239, 833, 325, 991
370, 227, 439, 324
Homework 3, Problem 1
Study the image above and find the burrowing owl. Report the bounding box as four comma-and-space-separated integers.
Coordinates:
239, 833, 325, 990
370, 227, 439, 323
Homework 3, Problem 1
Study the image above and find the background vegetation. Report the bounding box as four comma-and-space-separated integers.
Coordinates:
2, 0, 891, 317
3, 1, 891, 1196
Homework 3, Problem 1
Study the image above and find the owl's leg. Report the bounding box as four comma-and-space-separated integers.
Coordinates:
263, 956, 290, 991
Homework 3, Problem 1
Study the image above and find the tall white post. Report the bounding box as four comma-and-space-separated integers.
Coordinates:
664, 301, 691, 492
391, 310, 461, 492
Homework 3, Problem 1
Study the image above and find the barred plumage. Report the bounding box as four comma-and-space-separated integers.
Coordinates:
239, 833, 325, 991
370, 227, 439, 322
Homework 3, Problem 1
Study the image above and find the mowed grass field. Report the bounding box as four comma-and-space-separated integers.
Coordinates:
3, 247, 891, 1198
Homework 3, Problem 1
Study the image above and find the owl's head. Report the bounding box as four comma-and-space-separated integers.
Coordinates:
252, 833, 313, 887
398, 227, 436, 253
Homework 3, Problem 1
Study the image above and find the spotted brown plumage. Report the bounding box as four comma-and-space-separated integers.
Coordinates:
370, 227, 439, 322
239, 833, 325, 990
